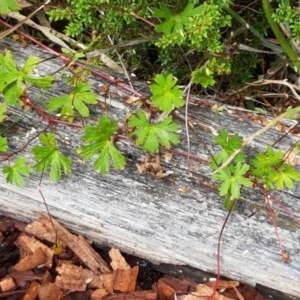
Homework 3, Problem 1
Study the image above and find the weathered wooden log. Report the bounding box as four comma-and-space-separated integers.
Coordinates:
0, 38, 300, 299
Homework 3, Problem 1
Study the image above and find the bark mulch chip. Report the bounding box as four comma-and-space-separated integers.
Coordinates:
0, 214, 275, 300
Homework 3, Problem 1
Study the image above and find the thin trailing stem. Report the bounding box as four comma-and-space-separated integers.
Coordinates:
210, 199, 236, 300
37, 163, 59, 249
264, 194, 285, 254
268, 192, 300, 228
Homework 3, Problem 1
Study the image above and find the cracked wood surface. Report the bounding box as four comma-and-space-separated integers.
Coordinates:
0, 38, 300, 299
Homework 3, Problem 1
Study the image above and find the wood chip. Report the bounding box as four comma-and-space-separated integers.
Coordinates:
157, 278, 175, 300
206, 280, 239, 289
89, 276, 104, 289
0, 276, 16, 292
14, 247, 46, 272
41, 270, 53, 285
106, 291, 157, 300
11, 271, 41, 287
159, 276, 196, 294
56, 262, 94, 280
25, 220, 64, 246
55, 275, 87, 291
38, 282, 63, 300
34, 214, 111, 275
56, 262, 104, 289
100, 273, 114, 293
109, 248, 130, 270
91, 288, 109, 300
113, 266, 139, 292
22, 281, 40, 300
17, 235, 54, 268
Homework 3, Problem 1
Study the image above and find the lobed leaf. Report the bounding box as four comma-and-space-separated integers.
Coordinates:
32, 133, 71, 181
0, 51, 53, 105
24, 75, 53, 89
152, 4, 174, 19
209, 129, 245, 170
153, 3, 203, 36
213, 162, 252, 209
0, 0, 20, 14
128, 110, 180, 153
47, 83, 96, 122
150, 74, 183, 112
192, 68, 215, 88
214, 129, 243, 151
0, 50, 17, 72
271, 164, 300, 190
0, 72, 19, 93
77, 115, 126, 174
3, 157, 31, 187
21, 56, 41, 75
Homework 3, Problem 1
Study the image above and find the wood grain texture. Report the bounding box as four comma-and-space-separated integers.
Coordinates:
0, 38, 300, 299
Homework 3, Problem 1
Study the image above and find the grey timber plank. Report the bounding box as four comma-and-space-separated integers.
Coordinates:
0, 38, 300, 299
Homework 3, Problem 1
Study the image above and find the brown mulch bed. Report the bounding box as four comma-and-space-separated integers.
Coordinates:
0, 214, 274, 300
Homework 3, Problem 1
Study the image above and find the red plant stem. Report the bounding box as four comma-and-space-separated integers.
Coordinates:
130, 11, 156, 27
0, 125, 50, 161
269, 192, 300, 227
210, 200, 236, 300
0, 20, 144, 97
250, 181, 300, 264
22, 93, 84, 128
162, 147, 208, 163
0, 20, 211, 164
264, 193, 284, 254
19, 93, 212, 163
30, 106, 83, 128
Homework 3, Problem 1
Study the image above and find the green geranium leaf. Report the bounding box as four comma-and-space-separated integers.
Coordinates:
47, 82, 97, 122
150, 74, 183, 112
0, 51, 53, 105
0, 50, 17, 71
209, 129, 245, 170
213, 162, 252, 209
128, 110, 180, 153
153, 3, 203, 35
22, 56, 41, 74
32, 133, 71, 181
0, 0, 20, 14
3, 156, 31, 187
77, 115, 126, 174
271, 164, 300, 190
192, 67, 215, 88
